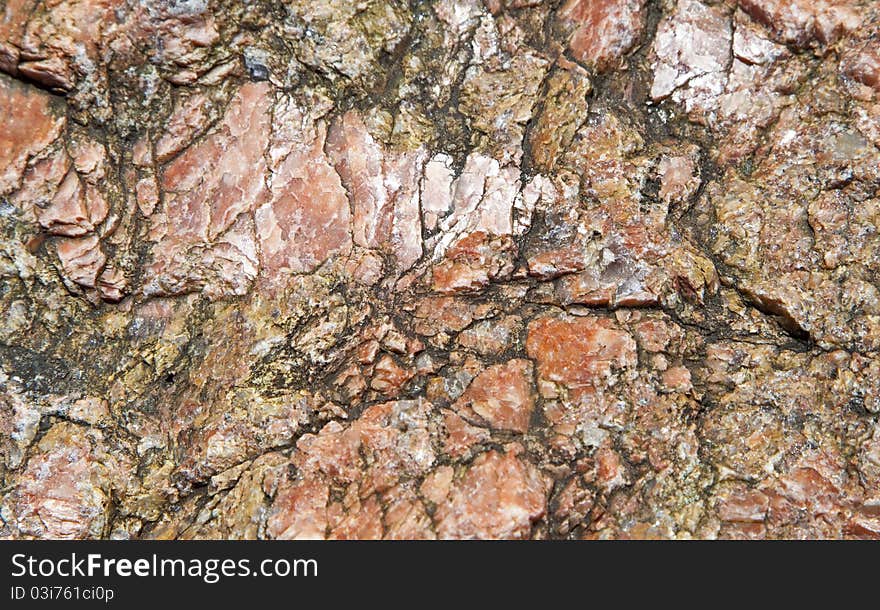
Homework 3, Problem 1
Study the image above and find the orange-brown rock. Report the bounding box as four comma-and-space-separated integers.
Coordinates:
6, 423, 131, 539
432, 447, 550, 539
452, 359, 535, 433
526, 315, 637, 393
559, 0, 646, 73
0, 75, 64, 195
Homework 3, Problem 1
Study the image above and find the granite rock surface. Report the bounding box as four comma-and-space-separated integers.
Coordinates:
2, 0, 880, 539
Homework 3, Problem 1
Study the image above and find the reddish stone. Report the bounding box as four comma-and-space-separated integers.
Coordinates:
432, 231, 516, 294
267, 478, 329, 540
327, 111, 391, 249
4, 0, 878, 543
433, 447, 550, 539
38, 171, 107, 236
595, 447, 628, 492
526, 315, 637, 391
717, 485, 770, 523
384, 149, 425, 271
116, 1, 220, 85
94, 265, 124, 301
69, 137, 106, 177
0, 1, 35, 72
650, 0, 732, 111
413, 296, 485, 338
257, 116, 351, 277
382, 487, 435, 540
10, 423, 129, 539
325, 111, 425, 271
428, 153, 521, 251
421, 154, 455, 231
328, 493, 385, 540
452, 359, 535, 433
559, 0, 646, 73
661, 366, 692, 393
135, 177, 159, 216
163, 82, 271, 242
718, 522, 767, 540
0, 76, 64, 195
370, 355, 413, 394
154, 93, 214, 163
67, 396, 110, 425
3, 0, 123, 90
267, 400, 436, 539
846, 515, 880, 540
772, 467, 842, 517
55, 234, 106, 289
633, 318, 677, 353
552, 476, 596, 536
145, 82, 273, 297
441, 409, 491, 459
420, 465, 454, 505
842, 45, 880, 92
528, 246, 586, 280
658, 154, 700, 205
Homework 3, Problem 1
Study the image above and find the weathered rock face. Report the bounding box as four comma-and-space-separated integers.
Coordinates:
2, 0, 880, 540
558, 0, 646, 73
0, 76, 65, 195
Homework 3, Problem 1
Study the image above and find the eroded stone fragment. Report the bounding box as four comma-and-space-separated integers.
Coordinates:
452, 359, 535, 433
650, 0, 732, 113
526, 314, 637, 393
433, 447, 550, 539
0, 75, 64, 195
7, 423, 130, 539
559, 0, 646, 72
737, 0, 860, 47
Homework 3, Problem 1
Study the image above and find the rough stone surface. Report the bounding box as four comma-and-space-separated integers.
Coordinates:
2, 0, 880, 540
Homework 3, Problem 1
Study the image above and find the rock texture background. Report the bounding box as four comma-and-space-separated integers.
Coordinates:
2, 0, 880, 540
